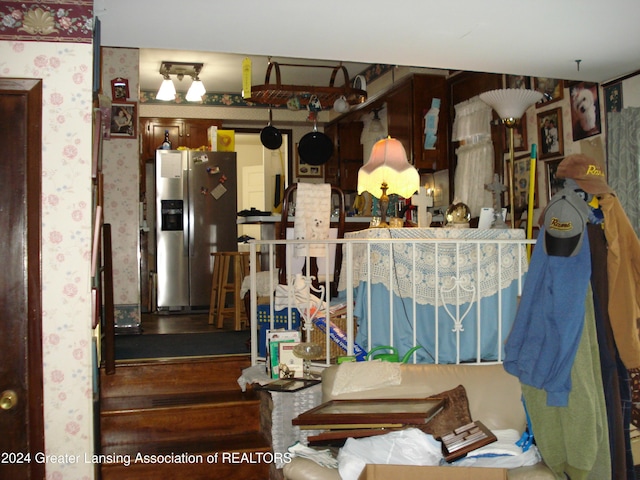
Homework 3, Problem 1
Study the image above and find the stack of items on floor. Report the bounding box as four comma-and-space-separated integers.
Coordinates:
504, 153, 640, 480
283, 361, 553, 480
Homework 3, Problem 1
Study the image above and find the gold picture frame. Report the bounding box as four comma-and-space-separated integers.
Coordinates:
503, 113, 528, 152
533, 78, 564, 104
511, 153, 538, 211
537, 107, 563, 160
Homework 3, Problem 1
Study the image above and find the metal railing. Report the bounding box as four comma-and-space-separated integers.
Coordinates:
247, 235, 534, 367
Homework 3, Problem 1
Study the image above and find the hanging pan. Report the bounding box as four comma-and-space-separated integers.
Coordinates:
297, 121, 334, 166
260, 107, 282, 150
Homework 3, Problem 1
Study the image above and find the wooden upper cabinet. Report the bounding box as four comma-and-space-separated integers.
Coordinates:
338, 121, 364, 192
323, 122, 340, 186
140, 118, 222, 161
142, 119, 182, 161
323, 120, 363, 192
386, 80, 413, 163
386, 74, 449, 172
184, 121, 213, 150
338, 122, 364, 162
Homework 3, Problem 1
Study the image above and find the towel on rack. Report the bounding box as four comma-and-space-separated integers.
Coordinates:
293, 183, 331, 257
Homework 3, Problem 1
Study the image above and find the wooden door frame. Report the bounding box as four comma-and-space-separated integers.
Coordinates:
0, 78, 44, 479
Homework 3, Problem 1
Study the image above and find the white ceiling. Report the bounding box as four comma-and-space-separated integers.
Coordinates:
96, 0, 640, 94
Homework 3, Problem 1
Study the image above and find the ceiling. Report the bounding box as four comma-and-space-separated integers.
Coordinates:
96, 0, 640, 95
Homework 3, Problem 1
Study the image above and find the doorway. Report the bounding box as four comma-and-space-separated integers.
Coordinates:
0, 78, 45, 479
136, 130, 290, 346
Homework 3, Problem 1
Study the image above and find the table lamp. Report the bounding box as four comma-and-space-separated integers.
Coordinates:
479, 89, 542, 227
357, 137, 420, 227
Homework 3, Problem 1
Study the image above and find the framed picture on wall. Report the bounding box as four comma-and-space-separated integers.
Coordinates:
505, 75, 530, 90
109, 102, 136, 138
545, 157, 564, 200
511, 153, 538, 211
604, 82, 623, 114
533, 78, 564, 104
111, 77, 130, 102
537, 108, 563, 159
503, 113, 528, 152
295, 143, 324, 178
568, 81, 601, 141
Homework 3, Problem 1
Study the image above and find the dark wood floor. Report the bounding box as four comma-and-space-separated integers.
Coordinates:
141, 312, 237, 335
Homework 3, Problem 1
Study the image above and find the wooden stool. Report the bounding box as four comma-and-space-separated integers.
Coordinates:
215, 252, 250, 330
208, 253, 224, 325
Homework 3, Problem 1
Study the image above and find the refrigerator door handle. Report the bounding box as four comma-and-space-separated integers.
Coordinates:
188, 207, 194, 258
183, 222, 189, 257
183, 172, 189, 258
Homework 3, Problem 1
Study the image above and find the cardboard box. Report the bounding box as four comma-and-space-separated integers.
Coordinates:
358, 464, 508, 480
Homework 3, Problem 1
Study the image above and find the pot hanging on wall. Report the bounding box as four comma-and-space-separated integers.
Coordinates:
297, 121, 333, 166
260, 107, 282, 150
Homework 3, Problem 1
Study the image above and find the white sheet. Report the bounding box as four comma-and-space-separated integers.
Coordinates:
293, 183, 331, 257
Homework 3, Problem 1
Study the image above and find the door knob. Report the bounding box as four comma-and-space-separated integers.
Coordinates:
0, 390, 17, 410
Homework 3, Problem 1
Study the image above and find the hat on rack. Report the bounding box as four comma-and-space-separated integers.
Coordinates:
543, 187, 591, 257
556, 154, 613, 194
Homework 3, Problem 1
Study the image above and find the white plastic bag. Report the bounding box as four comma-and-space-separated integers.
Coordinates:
337, 428, 442, 480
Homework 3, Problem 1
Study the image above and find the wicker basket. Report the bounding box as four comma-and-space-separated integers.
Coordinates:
310, 315, 358, 362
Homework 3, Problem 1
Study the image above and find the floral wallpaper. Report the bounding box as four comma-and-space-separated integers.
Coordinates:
0, 0, 92, 41
1, 40, 95, 479
101, 47, 140, 327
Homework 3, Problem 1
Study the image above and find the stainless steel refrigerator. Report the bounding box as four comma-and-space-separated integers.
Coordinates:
155, 150, 238, 311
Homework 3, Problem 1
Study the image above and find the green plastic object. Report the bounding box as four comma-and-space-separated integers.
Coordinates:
365, 345, 424, 363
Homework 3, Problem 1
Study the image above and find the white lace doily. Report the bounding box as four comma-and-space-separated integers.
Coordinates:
339, 228, 528, 306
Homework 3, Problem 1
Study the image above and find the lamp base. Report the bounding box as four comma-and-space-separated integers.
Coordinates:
377, 183, 389, 228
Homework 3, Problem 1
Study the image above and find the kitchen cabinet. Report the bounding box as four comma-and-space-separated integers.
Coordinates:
386, 74, 449, 171
323, 123, 340, 186
323, 120, 363, 192
337, 121, 364, 192
140, 117, 222, 161
326, 73, 449, 189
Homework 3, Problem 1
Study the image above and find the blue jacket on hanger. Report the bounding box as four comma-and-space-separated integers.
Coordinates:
504, 226, 591, 407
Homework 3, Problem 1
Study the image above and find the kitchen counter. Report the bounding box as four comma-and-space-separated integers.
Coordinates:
237, 215, 375, 224
237, 215, 373, 270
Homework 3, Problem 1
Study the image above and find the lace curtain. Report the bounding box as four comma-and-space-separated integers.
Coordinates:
451, 96, 494, 218
454, 139, 495, 217
607, 107, 640, 235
